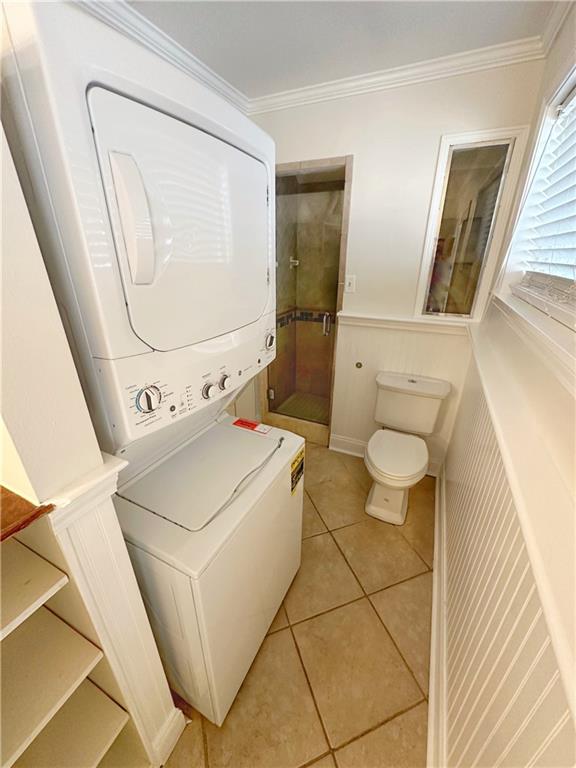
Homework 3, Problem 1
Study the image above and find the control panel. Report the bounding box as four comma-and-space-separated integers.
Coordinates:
96, 312, 277, 451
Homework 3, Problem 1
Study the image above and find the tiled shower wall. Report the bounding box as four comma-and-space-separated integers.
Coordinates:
271, 190, 342, 409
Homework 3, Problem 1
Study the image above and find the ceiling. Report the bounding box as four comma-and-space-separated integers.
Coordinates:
129, 1, 556, 98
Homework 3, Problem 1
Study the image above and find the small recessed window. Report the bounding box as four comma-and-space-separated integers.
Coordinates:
423, 140, 513, 316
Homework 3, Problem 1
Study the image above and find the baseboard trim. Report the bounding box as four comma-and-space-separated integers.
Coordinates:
329, 433, 366, 457
152, 708, 186, 767
427, 466, 447, 768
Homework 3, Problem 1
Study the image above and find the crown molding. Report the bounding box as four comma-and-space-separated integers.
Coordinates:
541, 2, 574, 55
248, 36, 545, 115
77, 1, 556, 119
77, 0, 249, 113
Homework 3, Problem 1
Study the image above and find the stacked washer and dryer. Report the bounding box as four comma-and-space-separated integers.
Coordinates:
3, 2, 304, 725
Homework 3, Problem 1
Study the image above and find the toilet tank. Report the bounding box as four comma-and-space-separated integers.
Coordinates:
374, 372, 451, 435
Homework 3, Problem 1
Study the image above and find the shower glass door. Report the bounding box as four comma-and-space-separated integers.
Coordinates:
267, 166, 345, 427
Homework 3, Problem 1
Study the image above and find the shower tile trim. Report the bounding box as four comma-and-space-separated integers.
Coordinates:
276, 308, 336, 328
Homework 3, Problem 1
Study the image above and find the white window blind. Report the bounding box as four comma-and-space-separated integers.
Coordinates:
509, 92, 576, 329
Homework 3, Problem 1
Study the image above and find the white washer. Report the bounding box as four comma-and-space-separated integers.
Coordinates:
116, 417, 304, 725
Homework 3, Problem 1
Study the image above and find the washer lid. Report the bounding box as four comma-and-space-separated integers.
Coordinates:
118, 421, 282, 532
366, 429, 428, 479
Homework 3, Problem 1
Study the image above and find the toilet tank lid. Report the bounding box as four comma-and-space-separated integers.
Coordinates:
376, 371, 451, 399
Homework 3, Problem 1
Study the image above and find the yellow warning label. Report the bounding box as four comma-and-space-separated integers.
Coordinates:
291, 446, 305, 494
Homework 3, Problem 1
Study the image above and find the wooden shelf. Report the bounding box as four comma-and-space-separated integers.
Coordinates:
13, 679, 128, 768
99, 723, 150, 768
1, 539, 68, 640
1, 487, 53, 542
1, 607, 103, 768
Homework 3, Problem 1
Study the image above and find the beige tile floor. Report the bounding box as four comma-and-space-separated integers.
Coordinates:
166, 443, 435, 768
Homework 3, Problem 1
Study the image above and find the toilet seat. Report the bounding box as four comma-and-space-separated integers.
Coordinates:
365, 429, 428, 487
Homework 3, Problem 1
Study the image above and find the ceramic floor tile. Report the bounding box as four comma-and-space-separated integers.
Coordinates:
284, 534, 363, 624
268, 603, 289, 634
337, 453, 373, 493
310, 755, 337, 767
204, 629, 328, 768
305, 444, 347, 488
370, 573, 433, 693
334, 702, 428, 768
303, 492, 328, 538
333, 518, 428, 593
400, 478, 436, 568
293, 600, 422, 748
165, 709, 205, 768
306, 473, 367, 530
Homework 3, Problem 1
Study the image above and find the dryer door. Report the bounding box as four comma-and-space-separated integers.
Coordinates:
88, 87, 270, 352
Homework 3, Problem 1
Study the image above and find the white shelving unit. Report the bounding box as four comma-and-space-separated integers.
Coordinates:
0, 538, 139, 768
14, 679, 129, 768
1, 539, 68, 640
1, 607, 103, 767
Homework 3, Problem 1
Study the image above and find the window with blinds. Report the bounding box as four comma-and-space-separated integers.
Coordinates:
509, 90, 576, 330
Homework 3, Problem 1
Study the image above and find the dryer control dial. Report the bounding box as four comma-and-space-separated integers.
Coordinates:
136, 385, 162, 413
265, 332, 275, 350
202, 383, 217, 400
219, 374, 232, 391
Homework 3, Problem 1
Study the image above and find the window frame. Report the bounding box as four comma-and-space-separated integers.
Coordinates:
498, 76, 576, 332
414, 126, 529, 323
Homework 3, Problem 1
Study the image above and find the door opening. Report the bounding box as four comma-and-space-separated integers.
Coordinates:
260, 157, 352, 445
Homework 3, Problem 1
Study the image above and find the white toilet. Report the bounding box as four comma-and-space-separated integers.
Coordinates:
364, 372, 451, 525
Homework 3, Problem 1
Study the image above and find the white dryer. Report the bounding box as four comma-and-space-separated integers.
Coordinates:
2, 2, 277, 460
3, 2, 303, 725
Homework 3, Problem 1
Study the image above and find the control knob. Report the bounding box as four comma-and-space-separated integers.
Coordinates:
265, 332, 275, 350
219, 374, 232, 391
136, 385, 162, 413
202, 382, 217, 400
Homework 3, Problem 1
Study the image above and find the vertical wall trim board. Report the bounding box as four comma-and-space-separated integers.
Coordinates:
427, 467, 447, 768
432, 358, 575, 767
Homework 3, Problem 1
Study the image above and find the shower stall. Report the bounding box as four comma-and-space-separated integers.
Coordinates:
261, 158, 351, 443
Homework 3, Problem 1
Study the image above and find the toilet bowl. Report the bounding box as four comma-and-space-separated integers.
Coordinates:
363, 371, 451, 525
364, 429, 428, 525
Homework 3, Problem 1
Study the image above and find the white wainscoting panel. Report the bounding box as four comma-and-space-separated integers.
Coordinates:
441, 359, 575, 768
329, 315, 471, 473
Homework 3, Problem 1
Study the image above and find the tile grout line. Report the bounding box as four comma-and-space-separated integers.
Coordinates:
327, 525, 428, 701
305, 460, 431, 703
331, 697, 428, 754
200, 711, 210, 768
306, 466, 433, 571
287, 623, 334, 758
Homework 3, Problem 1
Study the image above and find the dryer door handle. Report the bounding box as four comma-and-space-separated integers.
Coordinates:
109, 152, 155, 285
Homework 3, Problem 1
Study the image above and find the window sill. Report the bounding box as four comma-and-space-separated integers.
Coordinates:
492, 292, 575, 393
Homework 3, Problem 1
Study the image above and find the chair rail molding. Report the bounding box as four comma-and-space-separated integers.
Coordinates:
36, 454, 185, 766
337, 311, 468, 336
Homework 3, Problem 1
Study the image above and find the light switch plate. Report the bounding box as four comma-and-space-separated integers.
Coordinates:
344, 274, 356, 293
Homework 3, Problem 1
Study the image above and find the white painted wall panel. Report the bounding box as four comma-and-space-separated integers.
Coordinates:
329, 318, 471, 472
443, 359, 574, 768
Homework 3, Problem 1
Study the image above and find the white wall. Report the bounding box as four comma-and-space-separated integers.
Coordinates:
434, 355, 575, 767
255, 60, 544, 319
1, 127, 102, 502
255, 60, 543, 454
329, 318, 471, 473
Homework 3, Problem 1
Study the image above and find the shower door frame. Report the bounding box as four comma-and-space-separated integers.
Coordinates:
259, 155, 353, 445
